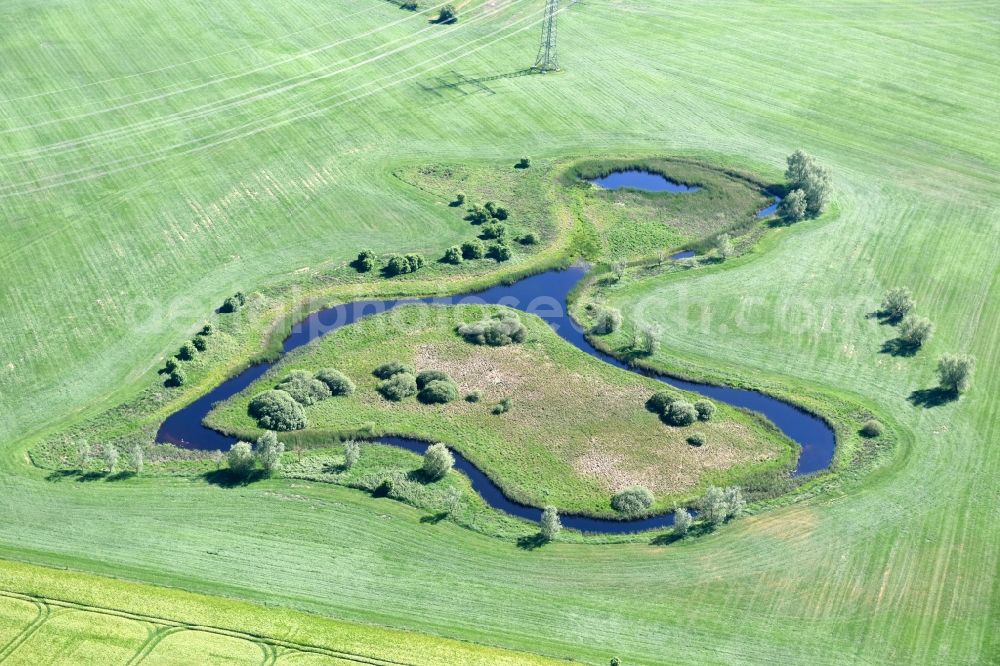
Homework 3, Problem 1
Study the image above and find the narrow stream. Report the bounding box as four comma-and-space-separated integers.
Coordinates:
157, 246, 833, 534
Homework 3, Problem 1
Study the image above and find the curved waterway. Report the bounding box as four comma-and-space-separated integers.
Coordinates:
158, 259, 832, 535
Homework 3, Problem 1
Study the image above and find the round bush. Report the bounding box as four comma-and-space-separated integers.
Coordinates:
591, 307, 622, 335
490, 242, 512, 262
611, 486, 654, 514
418, 379, 458, 404
416, 370, 451, 389
200, 324, 213, 336
164, 358, 179, 374
665, 400, 698, 426
860, 419, 884, 438
177, 341, 197, 361
465, 391, 482, 403
687, 432, 705, 446
314, 368, 355, 396
646, 391, 679, 414
377, 372, 418, 401
276, 370, 331, 406
518, 232, 539, 245
373, 361, 415, 379
167, 368, 186, 387
694, 399, 716, 421
192, 336, 208, 352
422, 443, 454, 480
248, 390, 307, 431
461, 240, 485, 259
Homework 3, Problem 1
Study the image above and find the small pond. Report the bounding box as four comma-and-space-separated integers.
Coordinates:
589, 169, 701, 193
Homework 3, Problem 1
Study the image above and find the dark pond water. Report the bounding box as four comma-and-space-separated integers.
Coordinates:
590, 169, 701, 193
157, 266, 834, 534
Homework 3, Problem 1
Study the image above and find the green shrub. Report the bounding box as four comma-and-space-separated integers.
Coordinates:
491, 206, 509, 221
256, 430, 285, 477
192, 336, 207, 352
405, 253, 425, 272
377, 372, 418, 401
687, 432, 705, 446
860, 419, 883, 438
481, 222, 506, 240
164, 358, 179, 374
461, 239, 485, 259
694, 399, 716, 421
443, 246, 463, 264
465, 391, 482, 403
276, 370, 331, 405
665, 400, 698, 426
248, 390, 307, 431
646, 391, 679, 414
490, 242, 512, 262
422, 443, 454, 480
458, 312, 526, 346
466, 205, 489, 224
899, 315, 934, 347
435, 4, 457, 24
590, 307, 622, 335
785, 150, 831, 217
673, 507, 692, 536
343, 440, 361, 469
177, 341, 197, 361
540, 505, 560, 541
355, 249, 377, 272
314, 368, 355, 396
516, 157, 531, 169
419, 379, 459, 404
492, 397, 513, 414
517, 232, 539, 245
373, 361, 415, 379
199, 324, 213, 336
400, 1, 418, 10
611, 486, 654, 514
416, 370, 451, 389
455, 192, 466, 205
166, 369, 186, 387
220, 292, 247, 313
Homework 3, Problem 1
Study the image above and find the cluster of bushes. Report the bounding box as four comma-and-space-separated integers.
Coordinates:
491, 397, 513, 415
163, 322, 215, 387
779, 150, 831, 222
248, 367, 353, 430
670, 485, 746, 537
646, 391, 715, 427
374, 363, 459, 405
463, 199, 513, 263
876, 287, 974, 400
227, 431, 286, 478
353, 250, 426, 277
457, 311, 527, 346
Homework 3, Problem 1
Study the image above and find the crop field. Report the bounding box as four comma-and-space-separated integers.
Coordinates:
0, 0, 997, 664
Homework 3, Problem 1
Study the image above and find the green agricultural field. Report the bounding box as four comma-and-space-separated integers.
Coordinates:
0, 0, 997, 664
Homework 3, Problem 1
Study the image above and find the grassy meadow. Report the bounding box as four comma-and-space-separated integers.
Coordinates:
0, 0, 997, 664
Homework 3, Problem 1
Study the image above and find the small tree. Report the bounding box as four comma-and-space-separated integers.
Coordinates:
200, 324, 214, 336
490, 242, 512, 262
455, 192, 466, 205
540, 505, 561, 541
881, 287, 915, 321
461, 239, 485, 259
422, 443, 454, 481
785, 150, 831, 217
701, 485, 727, 525
131, 443, 144, 475
591, 307, 623, 335
937, 353, 975, 394
385, 254, 410, 276
167, 368, 186, 387
356, 249, 377, 272
442, 486, 461, 514
694, 399, 716, 421
435, 4, 457, 24
443, 245, 463, 264
611, 260, 627, 282
164, 358, 178, 374
633, 325, 659, 356
778, 188, 807, 222
192, 335, 207, 352
481, 222, 506, 240
898, 315, 934, 348
343, 440, 361, 469
227, 441, 255, 476
77, 439, 90, 467
221, 292, 247, 313
178, 341, 197, 361
103, 445, 119, 473
714, 233, 734, 260
256, 431, 285, 477
673, 507, 692, 536
724, 486, 745, 519
516, 157, 531, 169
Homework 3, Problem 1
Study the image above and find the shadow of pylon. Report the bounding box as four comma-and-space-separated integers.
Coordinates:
418, 68, 541, 96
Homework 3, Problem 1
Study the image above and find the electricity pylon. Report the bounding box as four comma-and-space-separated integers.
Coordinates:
532, 0, 559, 73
